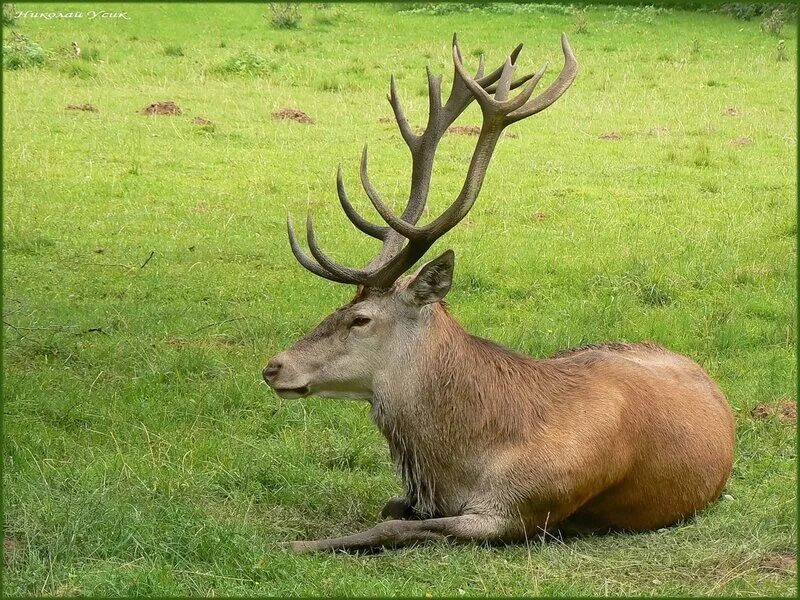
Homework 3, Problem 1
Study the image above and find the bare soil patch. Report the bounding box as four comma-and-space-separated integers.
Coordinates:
723, 106, 741, 117
53, 585, 82, 596
532, 211, 548, 221
778, 401, 796, 422
4, 537, 20, 566
163, 335, 240, 349
751, 405, 772, 419
140, 101, 182, 116
599, 131, 623, 140
375, 121, 517, 139
751, 399, 796, 423
192, 116, 212, 126
66, 103, 98, 112
272, 107, 315, 124
731, 136, 753, 146
448, 124, 481, 136
759, 553, 796, 574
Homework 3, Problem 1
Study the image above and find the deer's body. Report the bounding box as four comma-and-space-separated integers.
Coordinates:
372, 303, 734, 533
263, 34, 735, 552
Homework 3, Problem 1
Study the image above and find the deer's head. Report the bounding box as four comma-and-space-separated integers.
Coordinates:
264, 34, 577, 400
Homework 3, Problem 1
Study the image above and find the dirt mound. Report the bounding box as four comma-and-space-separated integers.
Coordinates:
375, 121, 517, 139
448, 124, 481, 136
140, 101, 182, 116
272, 107, 315, 124
759, 553, 796, 574
192, 116, 212, 126
751, 399, 796, 423
778, 401, 796, 422
4, 537, 19, 566
66, 103, 98, 112
731, 136, 753, 146
599, 131, 623, 140
723, 106, 741, 117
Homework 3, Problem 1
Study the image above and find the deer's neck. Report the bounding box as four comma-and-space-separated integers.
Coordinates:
370, 303, 554, 516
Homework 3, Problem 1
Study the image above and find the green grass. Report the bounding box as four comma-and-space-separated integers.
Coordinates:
3, 2, 796, 596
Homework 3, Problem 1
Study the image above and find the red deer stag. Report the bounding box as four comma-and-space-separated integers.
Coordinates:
263, 34, 735, 552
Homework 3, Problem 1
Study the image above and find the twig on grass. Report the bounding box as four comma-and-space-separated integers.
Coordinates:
83, 327, 108, 335
3, 320, 76, 333
2, 320, 108, 336
174, 569, 256, 583
3, 298, 23, 317
140, 250, 155, 269
189, 316, 247, 335
64, 249, 157, 271
71, 259, 137, 269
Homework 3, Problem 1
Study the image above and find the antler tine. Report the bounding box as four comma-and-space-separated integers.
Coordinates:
485, 70, 536, 94
501, 63, 549, 113
452, 45, 541, 114
452, 32, 463, 63
389, 75, 419, 150
441, 34, 487, 115
475, 40, 524, 87
494, 57, 516, 102
286, 216, 357, 284
360, 144, 421, 239
440, 34, 525, 124
336, 164, 389, 240
305, 214, 370, 283
425, 67, 443, 123
507, 33, 578, 124
475, 54, 485, 79
451, 42, 499, 113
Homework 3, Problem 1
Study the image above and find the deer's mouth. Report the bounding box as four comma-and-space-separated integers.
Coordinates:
273, 385, 310, 399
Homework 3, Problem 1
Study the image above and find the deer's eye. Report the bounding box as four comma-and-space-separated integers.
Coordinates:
350, 316, 372, 328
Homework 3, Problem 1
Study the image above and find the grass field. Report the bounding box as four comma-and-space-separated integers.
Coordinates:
2, 2, 797, 596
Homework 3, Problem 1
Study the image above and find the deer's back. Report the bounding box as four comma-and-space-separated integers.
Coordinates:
546, 341, 733, 437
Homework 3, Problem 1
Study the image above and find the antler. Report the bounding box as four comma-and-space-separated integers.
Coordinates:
288, 33, 577, 289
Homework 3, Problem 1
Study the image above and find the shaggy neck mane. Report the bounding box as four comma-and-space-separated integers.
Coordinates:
372, 302, 568, 517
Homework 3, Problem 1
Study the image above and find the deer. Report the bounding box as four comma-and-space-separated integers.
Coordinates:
263, 34, 736, 553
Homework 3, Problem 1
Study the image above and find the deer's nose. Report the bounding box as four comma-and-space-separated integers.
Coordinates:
263, 359, 282, 384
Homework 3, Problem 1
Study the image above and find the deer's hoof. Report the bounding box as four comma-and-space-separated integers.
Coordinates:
285, 540, 318, 553
381, 497, 414, 520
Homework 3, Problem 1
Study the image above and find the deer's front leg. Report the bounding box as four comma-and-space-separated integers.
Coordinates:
380, 496, 416, 520
289, 513, 517, 553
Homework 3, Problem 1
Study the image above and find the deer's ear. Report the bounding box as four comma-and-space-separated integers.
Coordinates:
405, 250, 455, 306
